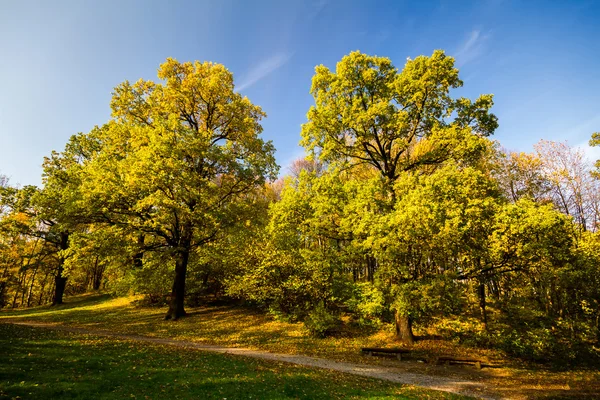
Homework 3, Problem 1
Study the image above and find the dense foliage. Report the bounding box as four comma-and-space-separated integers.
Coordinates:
1, 53, 599, 365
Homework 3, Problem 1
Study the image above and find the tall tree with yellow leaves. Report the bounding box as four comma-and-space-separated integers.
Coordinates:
82, 59, 278, 320
301, 50, 498, 343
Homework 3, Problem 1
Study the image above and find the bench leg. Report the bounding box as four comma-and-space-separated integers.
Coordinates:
475, 361, 481, 369
367, 351, 373, 357
396, 353, 402, 361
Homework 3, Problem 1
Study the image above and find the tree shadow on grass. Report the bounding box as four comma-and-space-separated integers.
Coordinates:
0, 323, 442, 400
0, 293, 114, 318
55, 293, 114, 309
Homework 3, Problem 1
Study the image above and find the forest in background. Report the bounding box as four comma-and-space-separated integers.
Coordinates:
1, 50, 599, 366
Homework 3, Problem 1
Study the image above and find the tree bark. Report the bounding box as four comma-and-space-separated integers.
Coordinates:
0, 263, 10, 307
26, 263, 40, 307
90, 255, 105, 290
477, 280, 488, 331
11, 269, 25, 308
165, 241, 190, 320
20, 271, 29, 306
596, 302, 600, 345
52, 232, 69, 306
52, 275, 67, 305
92, 272, 102, 290
395, 310, 415, 345
37, 270, 49, 306
0, 282, 6, 308
132, 234, 145, 269
47, 279, 55, 304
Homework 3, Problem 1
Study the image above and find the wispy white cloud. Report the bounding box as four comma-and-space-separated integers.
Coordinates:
237, 52, 294, 92
574, 141, 600, 164
542, 113, 600, 163
567, 114, 600, 140
569, 114, 600, 162
454, 29, 490, 66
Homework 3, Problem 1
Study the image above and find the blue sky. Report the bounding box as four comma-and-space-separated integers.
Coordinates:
1, 0, 599, 186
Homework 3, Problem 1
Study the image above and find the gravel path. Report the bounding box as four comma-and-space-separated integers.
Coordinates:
4, 320, 504, 400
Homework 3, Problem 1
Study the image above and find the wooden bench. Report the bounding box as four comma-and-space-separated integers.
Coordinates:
434, 356, 483, 369
361, 347, 410, 361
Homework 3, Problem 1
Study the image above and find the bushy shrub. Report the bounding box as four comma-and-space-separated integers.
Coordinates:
304, 302, 340, 337
434, 312, 599, 365
110, 254, 171, 302
435, 316, 487, 342
496, 328, 557, 361
345, 282, 388, 327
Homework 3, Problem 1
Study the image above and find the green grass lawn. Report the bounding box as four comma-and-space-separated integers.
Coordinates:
0, 293, 497, 367
3, 293, 599, 399
0, 323, 463, 400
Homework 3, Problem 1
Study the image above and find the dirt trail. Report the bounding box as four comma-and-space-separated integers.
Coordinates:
3, 320, 506, 399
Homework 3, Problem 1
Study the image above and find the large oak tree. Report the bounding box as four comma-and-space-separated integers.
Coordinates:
301, 50, 498, 343
82, 59, 277, 320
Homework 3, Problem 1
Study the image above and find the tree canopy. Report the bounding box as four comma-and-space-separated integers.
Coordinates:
1, 52, 599, 365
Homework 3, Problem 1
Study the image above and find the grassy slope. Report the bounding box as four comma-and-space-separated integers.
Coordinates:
0, 323, 462, 400
2, 293, 599, 399
0, 293, 495, 365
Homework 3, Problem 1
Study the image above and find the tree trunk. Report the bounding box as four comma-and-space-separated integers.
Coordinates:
0, 282, 6, 308
37, 270, 49, 306
132, 234, 145, 269
363, 255, 376, 283
595, 302, 600, 345
91, 255, 104, 290
92, 271, 103, 290
477, 280, 488, 331
47, 279, 55, 304
0, 263, 10, 307
165, 243, 190, 320
52, 275, 67, 305
12, 268, 26, 308
52, 232, 69, 306
395, 310, 415, 345
26, 263, 40, 307
20, 271, 29, 306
